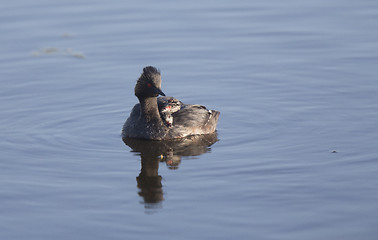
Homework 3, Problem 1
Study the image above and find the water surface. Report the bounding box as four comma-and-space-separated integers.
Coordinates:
1, 0, 378, 239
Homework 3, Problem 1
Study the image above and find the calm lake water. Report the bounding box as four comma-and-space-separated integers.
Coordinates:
1, 0, 378, 239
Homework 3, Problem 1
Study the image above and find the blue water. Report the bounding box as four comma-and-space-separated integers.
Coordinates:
1, 0, 378, 239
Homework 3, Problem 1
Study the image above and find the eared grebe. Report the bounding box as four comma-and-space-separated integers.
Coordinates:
122, 66, 220, 140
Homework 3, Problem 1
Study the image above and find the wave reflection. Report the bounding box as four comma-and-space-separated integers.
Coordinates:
123, 133, 218, 208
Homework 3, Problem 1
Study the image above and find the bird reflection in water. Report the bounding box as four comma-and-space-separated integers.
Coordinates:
123, 133, 218, 208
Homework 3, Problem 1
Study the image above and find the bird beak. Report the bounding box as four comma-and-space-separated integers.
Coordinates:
155, 87, 166, 96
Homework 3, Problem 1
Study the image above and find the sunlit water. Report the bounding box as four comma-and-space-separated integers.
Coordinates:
1, 0, 378, 239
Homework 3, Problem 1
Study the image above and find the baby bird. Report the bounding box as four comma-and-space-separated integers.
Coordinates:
157, 96, 183, 127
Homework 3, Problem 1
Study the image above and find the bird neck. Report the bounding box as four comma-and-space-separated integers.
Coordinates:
138, 96, 162, 123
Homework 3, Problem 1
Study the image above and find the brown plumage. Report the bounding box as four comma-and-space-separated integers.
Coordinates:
122, 66, 220, 140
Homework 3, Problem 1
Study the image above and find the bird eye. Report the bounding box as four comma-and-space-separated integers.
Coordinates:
147, 83, 152, 88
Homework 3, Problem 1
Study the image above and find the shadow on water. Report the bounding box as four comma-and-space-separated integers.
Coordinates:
123, 133, 219, 208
